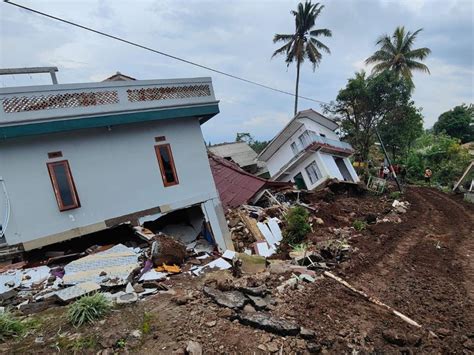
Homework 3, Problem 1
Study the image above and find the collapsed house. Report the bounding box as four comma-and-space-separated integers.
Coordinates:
0, 75, 233, 253
208, 153, 289, 209
208, 141, 269, 178
257, 109, 359, 190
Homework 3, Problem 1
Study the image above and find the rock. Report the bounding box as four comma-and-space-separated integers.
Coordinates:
300, 327, 316, 340
382, 330, 407, 346
296, 339, 307, 349
217, 308, 233, 318
406, 334, 422, 347
257, 344, 267, 351
186, 341, 202, 355
133, 284, 145, 293
0, 289, 17, 302
236, 313, 300, 336
307, 342, 321, 353
205, 320, 216, 328
203, 286, 247, 310
99, 271, 107, 276
314, 217, 324, 225
436, 328, 452, 338
152, 235, 186, 266
247, 295, 268, 310
116, 292, 138, 304
238, 285, 267, 296
243, 304, 257, 314
266, 341, 280, 353
131, 330, 142, 338
238, 254, 266, 274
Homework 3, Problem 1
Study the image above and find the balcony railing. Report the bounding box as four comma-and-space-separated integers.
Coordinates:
0, 77, 216, 125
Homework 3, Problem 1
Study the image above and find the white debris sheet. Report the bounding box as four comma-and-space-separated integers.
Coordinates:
54, 282, 101, 302
139, 270, 168, 282
256, 217, 283, 256
0, 265, 51, 295
63, 244, 139, 285
191, 258, 232, 276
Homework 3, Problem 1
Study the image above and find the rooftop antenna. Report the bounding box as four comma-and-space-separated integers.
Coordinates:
0, 66, 59, 84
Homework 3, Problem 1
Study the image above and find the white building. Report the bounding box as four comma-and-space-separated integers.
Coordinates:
0, 76, 232, 252
258, 109, 359, 190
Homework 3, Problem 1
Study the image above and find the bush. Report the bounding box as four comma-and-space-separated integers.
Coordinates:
0, 311, 34, 340
389, 191, 401, 200
67, 293, 111, 327
352, 220, 367, 231
282, 206, 311, 245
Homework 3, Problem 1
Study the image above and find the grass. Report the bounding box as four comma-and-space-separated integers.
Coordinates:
67, 293, 112, 327
352, 220, 367, 231
291, 243, 308, 253
141, 312, 153, 335
0, 311, 38, 341
389, 191, 402, 200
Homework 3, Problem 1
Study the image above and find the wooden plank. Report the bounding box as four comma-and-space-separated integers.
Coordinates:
238, 211, 265, 242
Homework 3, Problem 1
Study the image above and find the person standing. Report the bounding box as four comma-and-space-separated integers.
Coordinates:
383, 166, 390, 179
424, 167, 432, 185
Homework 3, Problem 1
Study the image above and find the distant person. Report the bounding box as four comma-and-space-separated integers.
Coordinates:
379, 164, 384, 178
400, 166, 407, 183
424, 167, 432, 185
383, 166, 390, 179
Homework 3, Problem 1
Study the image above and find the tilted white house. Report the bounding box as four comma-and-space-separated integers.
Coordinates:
258, 109, 359, 190
0, 76, 233, 252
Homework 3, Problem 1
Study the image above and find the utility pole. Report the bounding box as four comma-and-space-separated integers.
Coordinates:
0, 67, 59, 84
375, 127, 403, 193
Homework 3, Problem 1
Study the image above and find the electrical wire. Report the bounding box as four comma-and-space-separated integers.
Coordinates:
3, 0, 329, 105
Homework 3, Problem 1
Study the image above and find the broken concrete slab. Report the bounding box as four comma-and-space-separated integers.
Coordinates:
116, 292, 138, 304
238, 253, 266, 274
236, 312, 300, 336
238, 285, 267, 297
203, 286, 248, 310
247, 294, 268, 310
54, 281, 101, 302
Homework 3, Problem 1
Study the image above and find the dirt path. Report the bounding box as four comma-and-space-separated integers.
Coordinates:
284, 186, 474, 352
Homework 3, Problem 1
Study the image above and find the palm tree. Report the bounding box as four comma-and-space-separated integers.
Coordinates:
272, 1, 332, 115
365, 26, 431, 88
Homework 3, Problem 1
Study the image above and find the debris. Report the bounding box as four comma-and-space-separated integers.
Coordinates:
238, 254, 266, 274
133, 226, 155, 241
254, 241, 274, 257
139, 270, 168, 282
54, 282, 101, 302
186, 340, 203, 355
222, 250, 236, 260
203, 286, 248, 310
247, 294, 268, 310
63, 244, 139, 286
132, 284, 145, 293
236, 312, 300, 336
156, 264, 181, 274
131, 330, 142, 338
151, 235, 186, 266
160, 224, 199, 244
116, 292, 138, 304
238, 285, 267, 296
205, 320, 217, 327
300, 327, 316, 340
192, 258, 232, 276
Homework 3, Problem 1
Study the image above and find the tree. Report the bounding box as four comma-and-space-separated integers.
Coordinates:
405, 132, 471, 186
365, 26, 431, 88
272, 1, 332, 115
378, 103, 424, 161
433, 104, 474, 143
324, 70, 411, 163
235, 132, 269, 154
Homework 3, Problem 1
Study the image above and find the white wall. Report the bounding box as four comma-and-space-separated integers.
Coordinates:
0, 117, 228, 247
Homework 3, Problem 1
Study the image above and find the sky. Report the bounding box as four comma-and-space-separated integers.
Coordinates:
0, 0, 473, 144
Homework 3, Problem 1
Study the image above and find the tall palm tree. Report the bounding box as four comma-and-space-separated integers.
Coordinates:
272, 1, 332, 115
365, 26, 431, 88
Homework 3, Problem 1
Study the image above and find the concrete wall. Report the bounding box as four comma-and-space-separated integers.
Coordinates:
0, 117, 231, 250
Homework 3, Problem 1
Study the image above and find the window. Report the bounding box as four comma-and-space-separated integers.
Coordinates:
290, 142, 298, 155
305, 160, 322, 185
155, 144, 179, 187
47, 160, 80, 211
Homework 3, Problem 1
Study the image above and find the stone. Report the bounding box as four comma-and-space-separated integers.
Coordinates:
266, 341, 280, 353
237, 313, 300, 336
296, 339, 307, 349
133, 284, 145, 293
314, 217, 324, 225
131, 330, 142, 338
186, 341, 202, 355
238, 254, 266, 274
203, 286, 247, 310
243, 304, 257, 314
257, 344, 267, 351
307, 342, 321, 353
382, 330, 407, 346
116, 292, 138, 304
0, 289, 17, 302
300, 327, 316, 340
238, 285, 267, 296
247, 295, 268, 310
205, 320, 217, 327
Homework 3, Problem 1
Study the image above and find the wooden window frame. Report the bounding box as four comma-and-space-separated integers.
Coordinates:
47, 160, 81, 211
154, 144, 179, 187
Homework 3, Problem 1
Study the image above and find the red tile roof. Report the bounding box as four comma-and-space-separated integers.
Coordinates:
208, 153, 289, 209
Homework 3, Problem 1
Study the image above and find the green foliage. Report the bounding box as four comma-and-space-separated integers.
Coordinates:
291, 243, 308, 253
352, 220, 367, 231
142, 312, 153, 334
365, 26, 431, 88
433, 104, 474, 143
69, 336, 98, 351
405, 132, 471, 187
325, 70, 412, 162
67, 293, 111, 327
235, 132, 269, 154
0, 311, 37, 340
389, 191, 402, 200
116, 338, 126, 348
283, 206, 311, 245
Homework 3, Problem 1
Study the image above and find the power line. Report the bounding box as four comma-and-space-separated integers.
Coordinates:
3, 0, 330, 105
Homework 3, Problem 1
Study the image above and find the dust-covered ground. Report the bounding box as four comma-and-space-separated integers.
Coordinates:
1, 186, 473, 354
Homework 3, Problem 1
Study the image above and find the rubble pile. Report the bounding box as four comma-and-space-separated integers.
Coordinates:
378, 199, 410, 224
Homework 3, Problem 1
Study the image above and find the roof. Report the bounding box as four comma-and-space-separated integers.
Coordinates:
208, 142, 258, 168
208, 153, 289, 209
258, 109, 339, 162
102, 72, 137, 82
0, 77, 219, 140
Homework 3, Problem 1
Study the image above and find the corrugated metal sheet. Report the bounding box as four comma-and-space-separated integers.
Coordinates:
209, 154, 288, 209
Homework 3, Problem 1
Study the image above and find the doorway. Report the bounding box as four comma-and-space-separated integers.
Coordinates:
334, 157, 354, 182
293, 172, 308, 190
